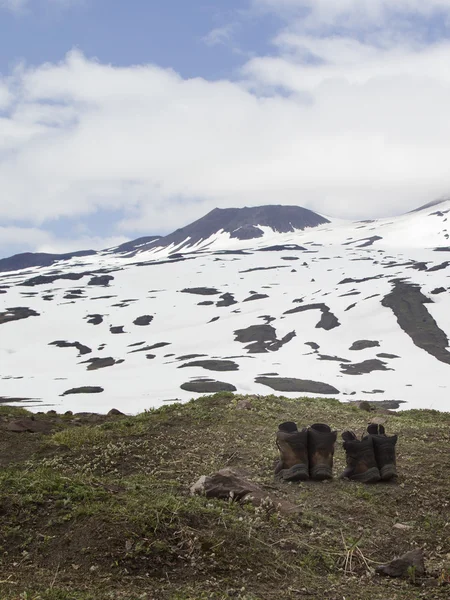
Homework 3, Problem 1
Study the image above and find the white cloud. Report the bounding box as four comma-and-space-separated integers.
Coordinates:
0, 0, 81, 13
2, 0, 450, 242
203, 24, 236, 47
0, 225, 127, 256
253, 0, 450, 25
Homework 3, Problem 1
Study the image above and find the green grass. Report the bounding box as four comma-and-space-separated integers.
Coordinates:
1, 393, 449, 600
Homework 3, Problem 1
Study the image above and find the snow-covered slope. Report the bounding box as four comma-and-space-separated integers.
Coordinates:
1, 201, 450, 413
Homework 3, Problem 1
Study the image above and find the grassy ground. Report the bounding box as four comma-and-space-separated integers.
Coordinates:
0, 394, 449, 600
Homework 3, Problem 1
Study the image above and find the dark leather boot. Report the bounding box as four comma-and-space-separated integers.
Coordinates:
366, 424, 398, 481
341, 431, 380, 483
308, 423, 337, 480
275, 421, 309, 481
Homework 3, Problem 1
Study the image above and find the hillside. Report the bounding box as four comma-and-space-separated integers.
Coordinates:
1, 201, 450, 413
0, 394, 449, 599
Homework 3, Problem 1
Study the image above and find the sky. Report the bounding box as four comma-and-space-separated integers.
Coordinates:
1, 1, 450, 257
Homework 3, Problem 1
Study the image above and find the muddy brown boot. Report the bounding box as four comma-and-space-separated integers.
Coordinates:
366, 424, 398, 481
308, 423, 337, 480
341, 431, 381, 483
275, 422, 309, 481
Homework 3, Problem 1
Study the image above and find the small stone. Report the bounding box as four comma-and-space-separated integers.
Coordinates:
357, 401, 372, 412
376, 548, 425, 578
108, 408, 125, 416
393, 523, 413, 531
236, 399, 252, 410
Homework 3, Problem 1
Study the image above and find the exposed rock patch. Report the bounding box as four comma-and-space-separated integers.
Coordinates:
180, 380, 237, 393
179, 360, 239, 372
340, 359, 392, 375
88, 275, 114, 286
284, 303, 340, 330
110, 326, 125, 334
0, 306, 40, 325
81, 357, 119, 370
381, 280, 450, 365
181, 287, 220, 296
62, 386, 104, 395
216, 293, 237, 307
255, 377, 339, 394
85, 314, 103, 325
349, 340, 380, 351
133, 315, 154, 326
243, 294, 269, 302
49, 340, 92, 356
234, 324, 296, 353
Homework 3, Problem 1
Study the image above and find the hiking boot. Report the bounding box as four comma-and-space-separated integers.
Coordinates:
341, 431, 381, 483
275, 421, 309, 481
308, 423, 337, 480
366, 424, 398, 481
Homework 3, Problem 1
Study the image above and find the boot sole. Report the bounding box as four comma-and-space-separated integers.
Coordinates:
380, 464, 397, 481
344, 466, 381, 484
310, 465, 333, 481
277, 464, 309, 482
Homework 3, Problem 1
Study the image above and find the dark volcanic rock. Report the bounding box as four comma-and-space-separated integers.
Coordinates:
181, 380, 237, 393
343, 235, 382, 248
62, 386, 104, 395
230, 225, 264, 239
106, 235, 161, 256
284, 303, 340, 330
88, 274, 114, 286
110, 326, 125, 334
234, 324, 295, 353
258, 244, 306, 252
349, 340, 380, 351
50, 340, 92, 356
81, 357, 117, 370
377, 353, 400, 359
430, 287, 446, 295
20, 272, 86, 287
133, 315, 154, 326
129, 342, 171, 354
318, 354, 351, 363
382, 280, 450, 365
243, 294, 269, 302
0, 306, 40, 325
177, 354, 207, 361
216, 293, 237, 307
147, 205, 328, 252
240, 265, 290, 273
255, 377, 339, 394
338, 275, 383, 285
179, 360, 239, 372
427, 261, 450, 272
198, 301, 215, 306
85, 314, 103, 325
340, 359, 392, 375
305, 342, 320, 350
181, 287, 220, 296
0, 250, 95, 273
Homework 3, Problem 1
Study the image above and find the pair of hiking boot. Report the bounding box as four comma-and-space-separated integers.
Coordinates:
275, 422, 337, 481
342, 424, 397, 483
275, 422, 397, 483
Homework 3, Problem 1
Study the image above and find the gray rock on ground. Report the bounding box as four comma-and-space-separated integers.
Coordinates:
191, 468, 300, 516
376, 548, 425, 578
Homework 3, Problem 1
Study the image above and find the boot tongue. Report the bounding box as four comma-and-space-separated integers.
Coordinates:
342, 430, 357, 442
310, 423, 331, 433
278, 421, 298, 433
